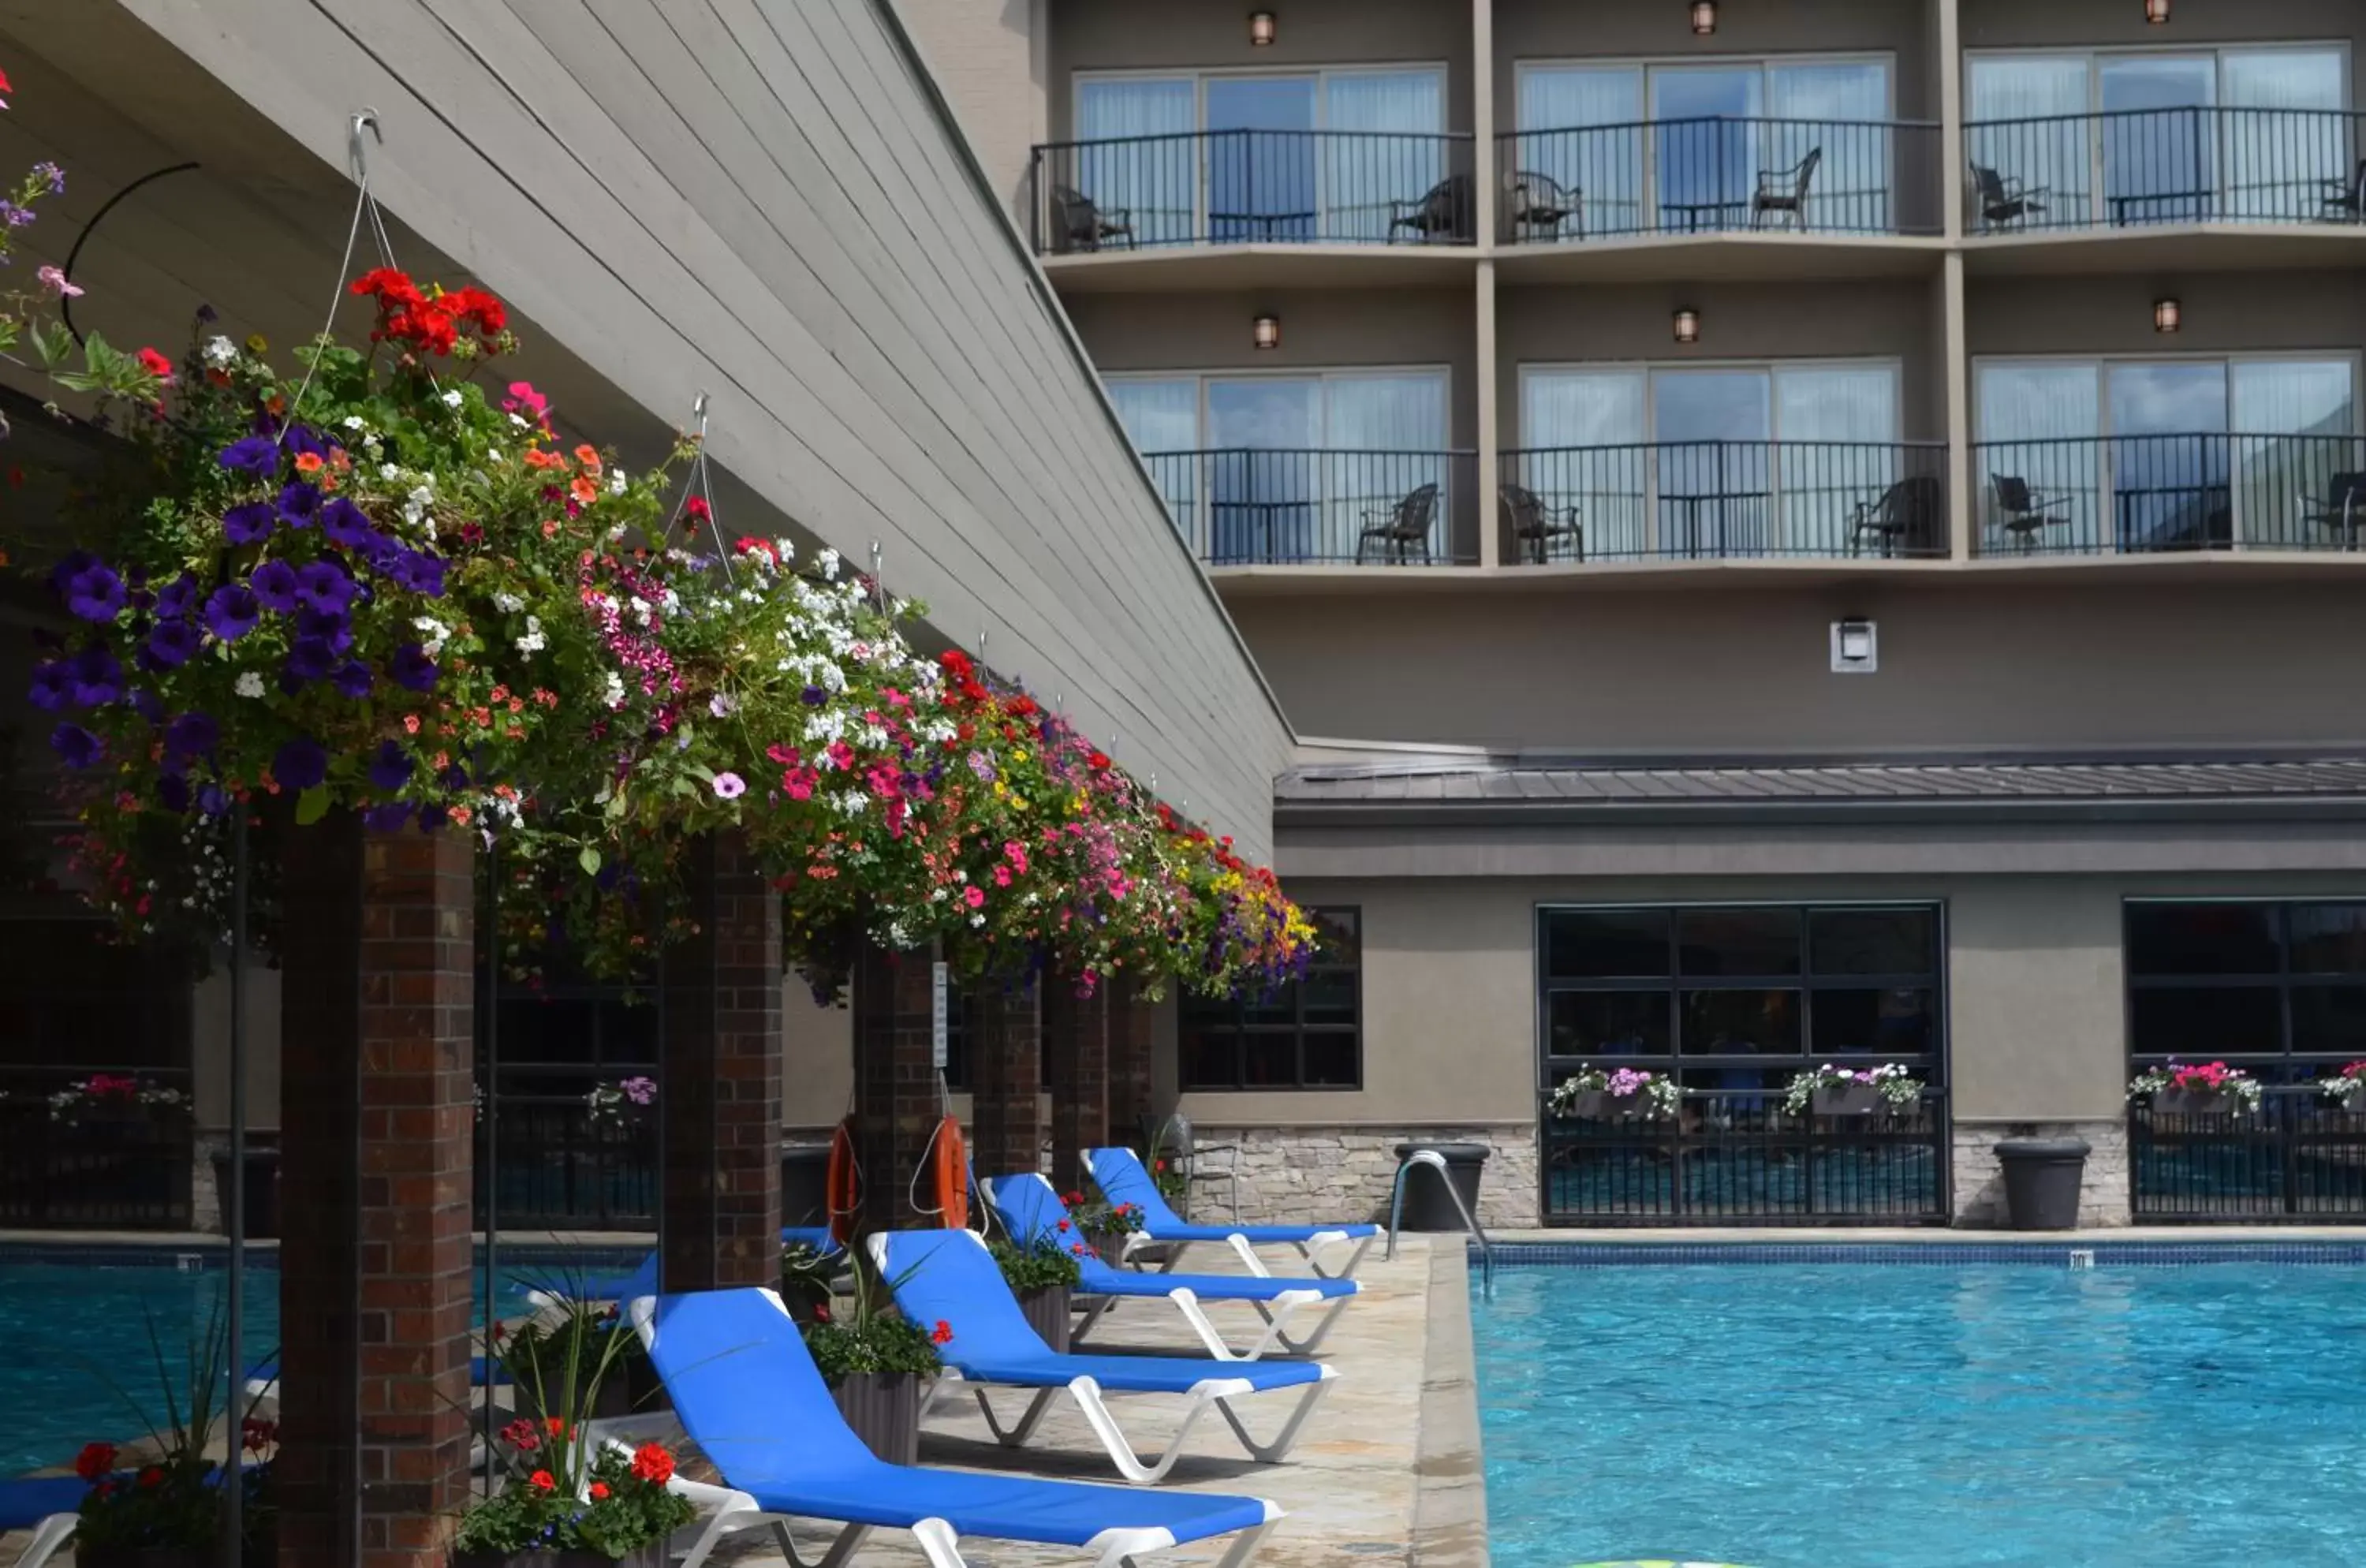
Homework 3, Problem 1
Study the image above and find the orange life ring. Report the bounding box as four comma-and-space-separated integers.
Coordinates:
826, 1116, 861, 1245
931, 1115, 970, 1231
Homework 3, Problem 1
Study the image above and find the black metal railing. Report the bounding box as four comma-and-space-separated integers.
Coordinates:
1965, 106, 2366, 233
0, 1073, 196, 1229
1140, 449, 1480, 565
1971, 432, 2366, 556
475, 1094, 656, 1230
1497, 116, 1944, 242
1028, 129, 1477, 252
1543, 1089, 1948, 1225
2132, 1087, 2366, 1221
1499, 440, 1948, 562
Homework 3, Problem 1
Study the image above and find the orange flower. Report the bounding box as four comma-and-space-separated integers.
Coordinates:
544, 1417, 565, 1437
570, 475, 599, 506
403, 714, 421, 734
573, 443, 603, 476
293, 450, 324, 476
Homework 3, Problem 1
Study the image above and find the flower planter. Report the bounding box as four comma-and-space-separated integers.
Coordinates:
1016, 1284, 1072, 1352
830, 1371, 920, 1465
1812, 1082, 1886, 1118
453, 1546, 664, 1568
1084, 1227, 1132, 1265
2152, 1088, 2239, 1118
1560, 1091, 1660, 1123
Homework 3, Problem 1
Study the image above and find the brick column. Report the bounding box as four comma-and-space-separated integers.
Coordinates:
969, 982, 1043, 1180
1044, 978, 1110, 1193
278, 812, 474, 1568
660, 831, 784, 1291
852, 939, 938, 1229
1109, 987, 1156, 1144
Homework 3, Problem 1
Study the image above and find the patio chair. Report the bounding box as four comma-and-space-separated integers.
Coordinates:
1499, 482, 1584, 564
1970, 162, 2049, 231
1355, 482, 1439, 565
1083, 1147, 1381, 1280
629, 1287, 1285, 1568
870, 1230, 1336, 1487
1503, 168, 1582, 241
1750, 146, 1823, 231
985, 1173, 1360, 1361
1991, 473, 2070, 554
1388, 174, 1472, 243
1847, 473, 1943, 558
1049, 183, 1135, 253
2320, 159, 2366, 223
2301, 472, 2366, 549
2, 1474, 88, 1568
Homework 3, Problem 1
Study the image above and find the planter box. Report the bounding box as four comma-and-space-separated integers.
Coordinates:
1558, 1090, 1664, 1123
1084, 1227, 1132, 1265
2152, 1088, 2241, 1118
830, 1370, 920, 1465
1812, 1082, 1886, 1118
1017, 1283, 1072, 1352
453, 1547, 664, 1568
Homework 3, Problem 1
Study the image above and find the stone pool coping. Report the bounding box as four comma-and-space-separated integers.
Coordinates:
1412, 1238, 1488, 1568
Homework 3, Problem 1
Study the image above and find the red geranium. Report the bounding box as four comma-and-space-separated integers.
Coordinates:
930, 1319, 954, 1346
528, 1469, 556, 1492
73, 1442, 116, 1482
588, 1481, 610, 1500
135, 347, 173, 380
136, 1467, 163, 1489
499, 1418, 540, 1452
630, 1443, 676, 1485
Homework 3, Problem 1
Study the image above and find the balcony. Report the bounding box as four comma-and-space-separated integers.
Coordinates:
1498, 441, 1949, 564
1969, 433, 2366, 558
1140, 449, 1480, 567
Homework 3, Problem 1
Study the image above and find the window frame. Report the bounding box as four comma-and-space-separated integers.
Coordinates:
1180, 905, 1364, 1092
2124, 897, 2366, 1070
1512, 52, 1902, 132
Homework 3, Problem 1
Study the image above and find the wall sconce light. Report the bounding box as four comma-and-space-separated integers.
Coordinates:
1672, 307, 1701, 344
2153, 297, 2181, 334
1252, 313, 1282, 350
1690, 1, 1717, 35
1248, 10, 1276, 46
1830, 618, 1879, 674
2144, 0, 2170, 23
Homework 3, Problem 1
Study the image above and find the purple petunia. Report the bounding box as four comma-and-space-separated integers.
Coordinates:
364, 802, 416, 833
216, 435, 280, 480
389, 644, 438, 693
295, 606, 353, 652
145, 619, 201, 668
196, 785, 230, 818
250, 559, 300, 613
333, 661, 373, 699
389, 551, 447, 598
296, 560, 356, 614
222, 501, 277, 545
283, 637, 339, 684
800, 685, 827, 706
203, 585, 260, 643
50, 724, 103, 769
59, 557, 125, 623
128, 689, 165, 725
319, 496, 374, 549
272, 736, 329, 791
368, 740, 414, 792
163, 711, 219, 760
71, 647, 125, 707
276, 480, 323, 530
28, 663, 73, 711
155, 573, 199, 621
283, 424, 337, 462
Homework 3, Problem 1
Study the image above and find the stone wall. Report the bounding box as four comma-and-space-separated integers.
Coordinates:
1181, 1125, 1539, 1230
1952, 1120, 2130, 1229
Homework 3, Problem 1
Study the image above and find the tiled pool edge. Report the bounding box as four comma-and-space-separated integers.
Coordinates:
1487, 1240, 2366, 1266
1412, 1239, 1489, 1568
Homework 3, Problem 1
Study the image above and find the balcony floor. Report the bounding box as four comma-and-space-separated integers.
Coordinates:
1039, 241, 1479, 293
1962, 222, 2366, 276
1495, 230, 1948, 284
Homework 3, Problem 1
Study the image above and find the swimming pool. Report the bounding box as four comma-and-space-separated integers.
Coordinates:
1474, 1253, 2366, 1568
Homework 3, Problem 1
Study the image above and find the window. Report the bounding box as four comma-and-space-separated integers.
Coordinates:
1539, 903, 1944, 1099
1181, 908, 1360, 1089
937, 990, 1052, 1094
2126, 901, 2366, 1077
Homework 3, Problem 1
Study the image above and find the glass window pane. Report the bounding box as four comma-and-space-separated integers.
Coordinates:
1073, 77, 1196, 249
1812, 987, 1937, 1058
1241, 1032, 1298, 1087
1677, 908, 1801, 977
1300, 1032, 1359, 1087
1308, 907, 1360, 965
1680, 989, 1801, 1055
2129, 986, 2282, 1058
2290, 986, 2366, 1058
1519, 371, 1648, 558
2287, 905, 2366, 976
2127, 903, 2280, 976
497, 998, 597, 1065
1545, 909, 1670, 978
1298, 969, 1357, 1028
1809, 908, 1938, 976
2219, 50, 2345, 222
1545, 991, 1671, 1058
1180, 1026, 1237, 1090
1965, 57, 2092, 223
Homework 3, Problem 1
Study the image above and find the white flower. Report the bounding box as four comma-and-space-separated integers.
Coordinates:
599, 671, 626, 709
608, 470, 627, 495
629, 598, 652, 626
379, 463, 402, 481
492, 592, 524, 614
403, 484, 435, 527
516, 615, 547, 656
818, 548, 842, 581
201, 335, 237, 368
341, 414, 367, 431
509, 413, 530, 430
413, 616, 452, 655
441, 389, 464, 408
234, 672, 266, 699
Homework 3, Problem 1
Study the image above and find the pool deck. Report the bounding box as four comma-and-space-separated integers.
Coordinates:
1491, 1224, 2366, 1244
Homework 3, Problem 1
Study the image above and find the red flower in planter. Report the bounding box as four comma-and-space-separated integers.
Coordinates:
811, 1302, 832, 1323
589, 1482, 610, 1500
136, 1467, 162, 1489
631, 1443, 676, 1485
499, 1418, 539, 1453
135, 348, 174, 381
1054, 1219, 1070, 1233
74, 1443, 116, 1482
930, 1320, 953, 1346
241, 1417, 278, 1454
528, 1469, 556, 1492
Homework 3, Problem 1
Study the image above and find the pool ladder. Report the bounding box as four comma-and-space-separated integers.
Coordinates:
1386, 1148, 1495, 1301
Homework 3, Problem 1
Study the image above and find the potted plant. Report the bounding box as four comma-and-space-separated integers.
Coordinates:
2129, 1060, 2262, 1118
779, 1238, 838, 1326
2316, 1060, 2366, 1113
496, 1301, 655, 1423
1784, 1062, 1923, 1118
1547, 1065, 1682, 1122
583, 1077, 655, 1134
989, 1235, 1084, 1351
1065, 1187, 1145, 1264
800, 1266, 948, 1465
450, 1430, 693, 1568
49, 1073, 189, 1126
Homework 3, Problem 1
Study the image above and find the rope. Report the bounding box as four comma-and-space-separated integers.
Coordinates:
660, 391, 734, 583
280, 112, 389, 440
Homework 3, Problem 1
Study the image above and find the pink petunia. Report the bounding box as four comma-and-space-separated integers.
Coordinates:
35, 265, 82, 299
963, 885, 985, 909
712, 771, 746, 800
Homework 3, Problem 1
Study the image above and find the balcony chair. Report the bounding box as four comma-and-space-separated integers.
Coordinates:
1354, 482, 1439, 565
1389, 174, 1472, 244
1970, 162, 2049, 231
1991, 474, 2070, 554
1499, 482, 1584, 564
1847, 473, 1943, 558
1503, 168, 1582, 241
1749, 146, 1823, 231
1049, 183, 1134, 253
2301, 472, 2366, 549
2319, 159, 2366, 223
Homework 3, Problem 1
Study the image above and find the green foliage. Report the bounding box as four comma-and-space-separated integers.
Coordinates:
451, 1442, 692, 1561
990, 1234, 1084, 1293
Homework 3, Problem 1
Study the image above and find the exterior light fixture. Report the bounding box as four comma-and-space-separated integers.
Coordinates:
1830, 618, 1879, 674
1248, 10, 1276, 46
2153, 296, 2181, 334
1252, 312, 1282, 349
2144, 0, 2170, 23
1672, 307, 1701, 344
1690, 1, 1717, 36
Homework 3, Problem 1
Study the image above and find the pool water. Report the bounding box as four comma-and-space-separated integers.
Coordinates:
0, 1264, 548, 1475
1475, 1262, 2366, 1568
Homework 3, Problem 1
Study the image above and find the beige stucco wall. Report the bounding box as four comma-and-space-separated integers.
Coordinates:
189, 963, 279, 1129
782, 986, 857, 1132
893, 0, 1047, 225
1961, 0, 2366, 54
1965, 270, 2366, 363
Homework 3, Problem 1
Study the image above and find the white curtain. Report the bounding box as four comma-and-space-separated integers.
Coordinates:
2233, 359, 2357, 545
1324, 373, 1449, 557
1075, 78, 1196, 247
1522, 370, 1646, 556
1765, 62, 1890, 231
1976, 362, 2103, 550
1516, 67, 1643, 233
2221, 49, 2345, 221
1774, 364, 1899, 551
1325, 70, 1445, 242
1965, 58, 2091, 226
1104, 378, 1201, 533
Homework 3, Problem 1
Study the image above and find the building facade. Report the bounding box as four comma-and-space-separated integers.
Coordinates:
890, 0, 2366, 1228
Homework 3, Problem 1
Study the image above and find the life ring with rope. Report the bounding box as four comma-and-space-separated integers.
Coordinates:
825, 1115, 862, 1245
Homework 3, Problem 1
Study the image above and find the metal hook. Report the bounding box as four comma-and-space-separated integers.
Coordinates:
691, 390, 711, 440
347, 110, 383, 186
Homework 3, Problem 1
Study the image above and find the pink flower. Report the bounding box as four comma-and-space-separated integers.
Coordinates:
963, 885, 986, 909
993, 865, 1012, 887
1003, 842, 1029, 873
712, 771, 746, 800
502, 379, 550, 420
35, 265, 82, 299
825, 739, 854, 771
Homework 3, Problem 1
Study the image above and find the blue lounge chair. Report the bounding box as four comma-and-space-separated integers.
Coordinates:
629, 1286, 1285, 1568
3, 1474, 88, 1568
987, 1174, 1358, 1360
1083, 1147, 1381, 1280
871, 1230, 1335, 1485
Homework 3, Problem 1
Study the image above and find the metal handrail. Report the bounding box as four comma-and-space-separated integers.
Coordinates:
1386, 1148, 1493, 1301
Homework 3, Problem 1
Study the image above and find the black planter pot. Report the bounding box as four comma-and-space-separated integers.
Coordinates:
453, 1545, 664, 1568
1812, 1082, 1885, 1118
830, 1371, 920, 1465
1995, 1137, 2091, 1231
2152, 1087, 2237, 1118
1561, 1090, 1661, 1123
1016, 1284, 1072, 1352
